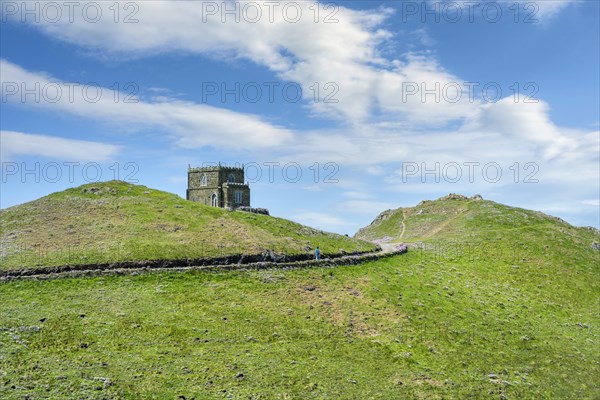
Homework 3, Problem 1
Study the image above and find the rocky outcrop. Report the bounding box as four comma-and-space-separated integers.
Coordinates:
236, 206, 270, 216
436, 193, 483, 201
82, 186, 117, 195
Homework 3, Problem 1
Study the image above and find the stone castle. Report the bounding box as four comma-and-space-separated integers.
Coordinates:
186, 164, 251, 209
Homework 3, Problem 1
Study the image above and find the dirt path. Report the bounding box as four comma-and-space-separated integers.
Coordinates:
399, 210, 407, 240
420, 208, 467, 239
378, 211, 407, 253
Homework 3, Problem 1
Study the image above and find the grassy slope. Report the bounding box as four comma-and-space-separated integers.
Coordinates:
0, 194, 598, 398
0, 250, 597, 399
0, 181, 376, 271
356, 195, 599, 265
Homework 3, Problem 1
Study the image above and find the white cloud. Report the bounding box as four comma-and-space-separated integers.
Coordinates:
6, 2, 584, 134
302, 185, 323, 192
375, 55, 479, 126
11, 1, 479, 128
366, 166, 385, 175
277, 129, 411, 166
289, 211, 353, 232
473, 98, 579, 159
342, 191, 371, 199
518, 200, 597, 216
0, 130, 121, 161
0, 59, 294, 150
285, 95, 598, 188
508, 0, 578, 21
428, 1, 579, 23
337, 200, 397, 215
411, 28, 435, 48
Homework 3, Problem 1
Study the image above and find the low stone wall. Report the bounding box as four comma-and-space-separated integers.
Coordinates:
0, 249, 405, 281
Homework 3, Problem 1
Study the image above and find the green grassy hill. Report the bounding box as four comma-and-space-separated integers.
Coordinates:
356, 193, 599, 267
0, 192, 598, 399
0, 181, 376, 272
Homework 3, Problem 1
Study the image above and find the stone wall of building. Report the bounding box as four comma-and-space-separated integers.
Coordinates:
223, 183, 250, 208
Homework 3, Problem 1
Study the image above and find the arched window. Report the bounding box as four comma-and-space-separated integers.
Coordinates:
235, 191, 242, 204
228, 173, 235, 183
211, 193, 218, 207
200, 174, 207, 186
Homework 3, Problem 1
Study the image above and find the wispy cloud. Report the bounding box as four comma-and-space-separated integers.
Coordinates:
337, 199, 397, 215
289, 211, 353, 232
9, 1, 480, 127
1, 59, 294, 150
1, 130, 121, 161
507, 0, 579, 21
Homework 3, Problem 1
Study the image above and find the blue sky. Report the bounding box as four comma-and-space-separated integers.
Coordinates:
1, 0, 599, 234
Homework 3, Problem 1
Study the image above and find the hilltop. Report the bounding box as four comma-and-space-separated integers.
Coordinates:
356, 193, 599, 265
357, 193, 599, 242
0, 181, 377, 272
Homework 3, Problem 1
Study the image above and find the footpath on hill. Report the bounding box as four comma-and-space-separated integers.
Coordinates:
0, 247, 408, 281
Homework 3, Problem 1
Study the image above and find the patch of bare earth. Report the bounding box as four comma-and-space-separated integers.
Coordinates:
288, 280, 404, 338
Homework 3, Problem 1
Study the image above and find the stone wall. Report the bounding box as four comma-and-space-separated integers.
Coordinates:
223, 183, 251, 208
1, 248, 403, 281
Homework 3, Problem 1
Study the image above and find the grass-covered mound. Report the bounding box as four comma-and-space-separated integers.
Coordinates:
0, 181, 376, 272
356, 193, 599, 269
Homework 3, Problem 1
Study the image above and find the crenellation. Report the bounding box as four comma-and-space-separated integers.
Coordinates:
188, 164, 244, 172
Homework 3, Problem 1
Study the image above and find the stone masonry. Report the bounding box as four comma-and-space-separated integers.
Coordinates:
186, 164, 250, 209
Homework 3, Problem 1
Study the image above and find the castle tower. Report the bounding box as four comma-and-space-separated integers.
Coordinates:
186, 164, 250, 209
